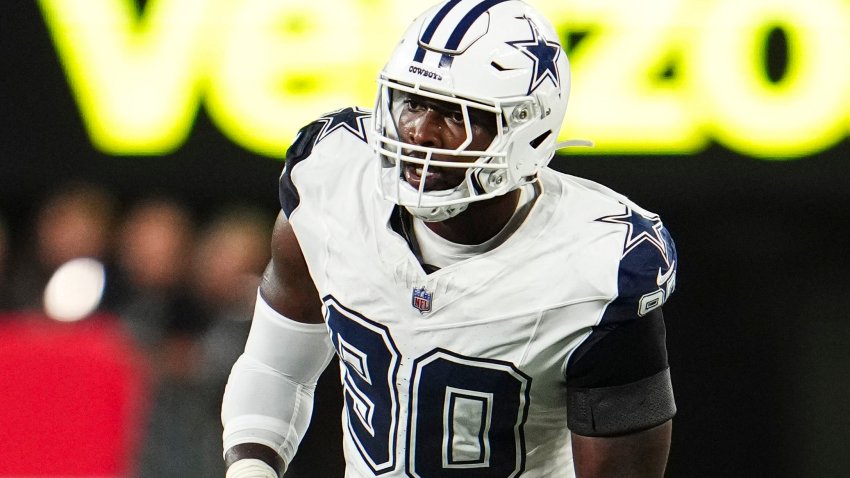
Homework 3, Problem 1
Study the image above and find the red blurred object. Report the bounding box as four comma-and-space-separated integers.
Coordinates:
0, 312, 151, 477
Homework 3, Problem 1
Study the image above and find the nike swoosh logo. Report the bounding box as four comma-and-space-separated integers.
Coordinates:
656, 262, 676, 286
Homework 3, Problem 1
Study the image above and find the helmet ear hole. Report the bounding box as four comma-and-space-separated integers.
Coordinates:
529, 130, 552, 149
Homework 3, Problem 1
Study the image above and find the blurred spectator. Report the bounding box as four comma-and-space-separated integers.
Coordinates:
194, 205, 271, 387
192, 206, 271, 321
8, 181, 117, 311
106, 197, 197, 349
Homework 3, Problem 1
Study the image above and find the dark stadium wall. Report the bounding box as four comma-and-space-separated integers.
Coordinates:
2, 2, 848, 477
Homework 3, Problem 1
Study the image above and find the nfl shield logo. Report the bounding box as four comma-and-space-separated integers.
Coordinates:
411, 287, 432, 314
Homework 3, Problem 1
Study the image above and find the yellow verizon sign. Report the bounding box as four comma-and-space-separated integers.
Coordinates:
39, 0, 850, 159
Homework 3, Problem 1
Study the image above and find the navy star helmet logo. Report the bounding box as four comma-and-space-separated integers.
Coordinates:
506, 16, 563, 95
315, 106, 370, 144
596, 205, 672, 265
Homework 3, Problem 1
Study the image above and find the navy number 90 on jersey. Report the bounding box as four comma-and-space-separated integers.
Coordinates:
325, 297, 532, 478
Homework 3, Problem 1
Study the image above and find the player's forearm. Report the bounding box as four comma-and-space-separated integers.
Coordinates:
221, 292, 335, 476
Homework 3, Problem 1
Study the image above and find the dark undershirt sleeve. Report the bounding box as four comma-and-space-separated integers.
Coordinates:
565, 308, 676, 437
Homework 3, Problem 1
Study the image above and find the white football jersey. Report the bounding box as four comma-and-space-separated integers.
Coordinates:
281, 108, 677, 478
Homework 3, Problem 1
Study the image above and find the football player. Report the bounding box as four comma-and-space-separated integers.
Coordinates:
221, 1, 678, 477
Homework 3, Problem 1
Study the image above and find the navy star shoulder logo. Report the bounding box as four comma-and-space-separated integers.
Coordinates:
506, 16, 562, 95
315, 106, 371, 144
596, 205, 671, 264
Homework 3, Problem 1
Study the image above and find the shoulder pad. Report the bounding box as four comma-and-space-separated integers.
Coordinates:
278, 107, 372, 217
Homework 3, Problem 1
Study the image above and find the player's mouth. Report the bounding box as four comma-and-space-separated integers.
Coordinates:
403, 163, 443, 190
401, 151, 467, 191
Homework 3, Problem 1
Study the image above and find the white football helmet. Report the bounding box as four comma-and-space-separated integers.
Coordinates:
374, 0, 572, 222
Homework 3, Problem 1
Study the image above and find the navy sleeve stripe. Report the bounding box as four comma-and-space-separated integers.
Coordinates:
279, 120, 325, 218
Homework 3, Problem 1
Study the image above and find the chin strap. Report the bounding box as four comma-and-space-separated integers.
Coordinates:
405, 202, 469, 223
555, 139, 594, 150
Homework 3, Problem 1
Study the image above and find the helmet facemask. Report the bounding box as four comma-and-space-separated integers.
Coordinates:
374, 78, 544, 222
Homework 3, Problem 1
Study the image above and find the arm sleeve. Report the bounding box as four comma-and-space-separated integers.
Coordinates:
221, 292, 336, 467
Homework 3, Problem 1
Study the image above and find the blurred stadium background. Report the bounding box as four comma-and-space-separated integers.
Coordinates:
1, 0, 848, 476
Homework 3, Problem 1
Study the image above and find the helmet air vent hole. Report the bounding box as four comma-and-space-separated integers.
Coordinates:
529, 131, 552, 149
